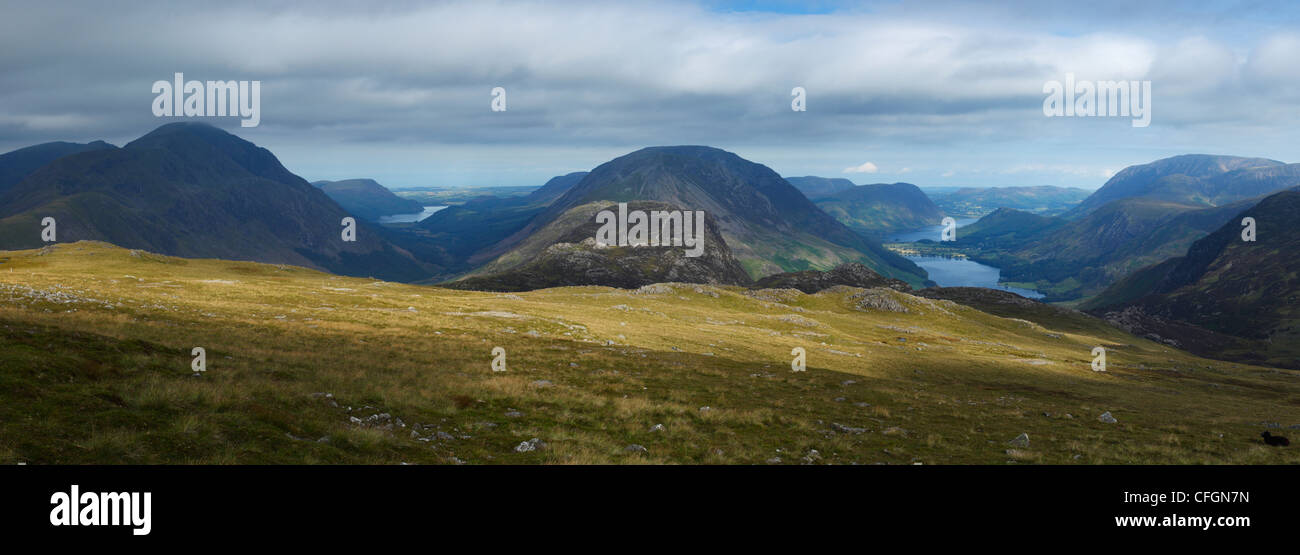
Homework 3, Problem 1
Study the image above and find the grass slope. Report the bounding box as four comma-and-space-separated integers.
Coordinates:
2, 241, 1298, 464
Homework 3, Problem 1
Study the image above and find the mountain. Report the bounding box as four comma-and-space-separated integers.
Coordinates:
470, 146, 927, 286
444, 200, 750, 291
933, 186, 1091, 218
813, 182, 944, 235
964, 199, 1256, 301
529, 171, 589, 204
785, 176, 856, 199
0, 140, 116, 194
950, 155, 1300, 301
1084, 190, 1300, 368
0, 122, 442, 282
413, 172, 587, 262
1067, 154, 1286, 217
311, 178, 425, 221
947, 208, 1065, 251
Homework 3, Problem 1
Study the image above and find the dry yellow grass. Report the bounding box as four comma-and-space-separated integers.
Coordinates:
2, 241, 1299, 464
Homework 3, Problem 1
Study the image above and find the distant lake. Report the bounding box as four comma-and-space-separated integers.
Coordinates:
888, 218, 1045, 299
907, 256, 1045, 299
377, 206, 448, 223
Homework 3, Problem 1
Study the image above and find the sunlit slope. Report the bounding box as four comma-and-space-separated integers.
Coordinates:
2, 241, 1298, 464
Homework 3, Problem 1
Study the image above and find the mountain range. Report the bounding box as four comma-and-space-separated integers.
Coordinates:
954, 155, 1300, 301
933, 185, 1091, 218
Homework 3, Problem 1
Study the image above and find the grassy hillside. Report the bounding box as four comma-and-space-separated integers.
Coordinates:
814, 182, 944, 235
2, 241, 1298, 464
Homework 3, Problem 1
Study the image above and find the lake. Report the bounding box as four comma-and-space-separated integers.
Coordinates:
889, 219, 1045, 299
377, 206, 448, 223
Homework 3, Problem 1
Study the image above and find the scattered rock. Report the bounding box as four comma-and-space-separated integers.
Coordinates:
624, 444, 648, 454
1009, 433, 1030, 448
649, 424, 665, 433
831, 422, 868, 434
530, 380, 553, 388
1099, 411, 1118, 424
515, 438, 547, 452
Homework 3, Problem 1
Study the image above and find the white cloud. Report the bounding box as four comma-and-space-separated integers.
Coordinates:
843, 162, 879, 174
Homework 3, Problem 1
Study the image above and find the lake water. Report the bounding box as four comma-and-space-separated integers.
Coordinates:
888, 219, 1045, 299
377, 206, 448, 223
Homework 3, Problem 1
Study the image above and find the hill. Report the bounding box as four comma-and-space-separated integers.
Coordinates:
1085, 190, 1300, 369
1067, 154, 1286, 217
0, 123, 441, 282
785, 176, 856, 199
933, 186, 1091, 218
813, 182, 944, 235
964, 199, 1255, 301
3, 241, 1298, 464
312, 179, 425, 221
470, 146, 927, 286
0, 140, 116, 194
750, 262, 910, 294
444, 200, 750, 291
414, 172, 588, 263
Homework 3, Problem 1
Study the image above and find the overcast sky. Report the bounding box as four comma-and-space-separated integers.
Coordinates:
2, 0, 1299, 189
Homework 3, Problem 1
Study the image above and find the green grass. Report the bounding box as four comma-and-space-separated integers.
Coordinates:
2, 241, 1299, 464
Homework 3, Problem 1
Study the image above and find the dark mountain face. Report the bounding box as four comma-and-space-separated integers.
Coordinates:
1086, 190, 1300, 368
813, 182, 944, 235
785, 176, 856, 199
965, 199, 1251, 301
750, 262, 910, 294
476, 146, 926, 286
1068, 154, 1285, 217
0, 140, 116, 193
529, 171, 589, 204
0, 122, 442, 282
445, 200, 750, 291
312, 178, 424, 222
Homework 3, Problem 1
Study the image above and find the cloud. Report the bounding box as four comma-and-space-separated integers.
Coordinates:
0, 0, 1296, 187
843, 161, 879, 174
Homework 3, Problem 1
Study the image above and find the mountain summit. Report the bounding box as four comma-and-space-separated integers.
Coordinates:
471, 146, 926, 286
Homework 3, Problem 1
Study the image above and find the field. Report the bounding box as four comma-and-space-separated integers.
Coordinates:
2, 241, 1298, 464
